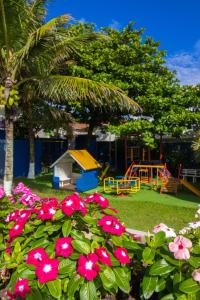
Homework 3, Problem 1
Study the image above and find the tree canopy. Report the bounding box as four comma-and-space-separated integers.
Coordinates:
62, 22, 200, 148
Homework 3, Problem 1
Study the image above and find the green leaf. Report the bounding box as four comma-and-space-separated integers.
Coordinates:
80, 281, 97, 300
160, 294, 175, 300
62, 278, 69, 293
47, 279, 62, 299
189, 257, 200, 268
0, 233, 3, 242
100, 267, 116, 290
113, 268, 130, 294
4, 252, 11, 262
14, 241, 21, 254
149, 259, 175, 276
34, 225, 46, 238
173, 272, 184, 286
122, 240, 142, 250
192, 246, 200, 254
176, 295, 187, 300
53, 210, 65, 220
142, 247, 155, 264
18, 268, 36, 280
111, 235, 123, 246
30, 238, 49, 249
45, 224, 61, 234
103, 208, 117, 216
142, 276, 157, 299
26, 288, 43, 300
62, 220, 72, 237
179, 278, 200, 294
91, 241, 99, 252
155, 278, 166, 292
59, 259, 76, 275
81, 215, 96, 225
68, 274, 83, 298
150, 231, 166, 248
72, 240, 90, 254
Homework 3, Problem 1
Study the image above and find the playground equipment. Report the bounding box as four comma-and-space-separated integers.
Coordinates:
99, 162, 110, 181
139, 168, 149, 184
104, 176, 140, 195
50, 149, 101, 192
125, 161, 166, 187
160, 177, 179, 195
180, 179, 200, 197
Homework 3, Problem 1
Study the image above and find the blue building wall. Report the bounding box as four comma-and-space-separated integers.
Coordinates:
0, 139, 42, 178
0, 136, 97, 178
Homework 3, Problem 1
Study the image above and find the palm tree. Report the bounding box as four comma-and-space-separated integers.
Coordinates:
0, 0, 140, 194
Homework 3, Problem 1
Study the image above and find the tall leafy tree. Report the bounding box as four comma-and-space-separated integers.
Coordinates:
63, 22, 200, 151
0, 1, 139, 193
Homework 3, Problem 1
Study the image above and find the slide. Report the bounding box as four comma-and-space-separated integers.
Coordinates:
99, 163, 110, 181
180, 179, 200, 197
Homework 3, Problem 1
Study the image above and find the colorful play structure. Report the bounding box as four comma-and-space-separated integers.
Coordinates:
50, 143, 200, 197
51, 149, 102, 192
104, 157, 200, 197
103, 160, 171, 195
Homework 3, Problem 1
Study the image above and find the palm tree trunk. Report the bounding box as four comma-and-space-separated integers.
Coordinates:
3, 78, 14, 195
3, 117, 14, 195
27, 129, 35, 179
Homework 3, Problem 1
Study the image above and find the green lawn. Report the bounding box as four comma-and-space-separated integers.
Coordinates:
15, 174, 199, 232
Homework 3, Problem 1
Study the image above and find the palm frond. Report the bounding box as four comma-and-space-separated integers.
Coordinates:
20, 75, 141, 112
15, 15, 72, 65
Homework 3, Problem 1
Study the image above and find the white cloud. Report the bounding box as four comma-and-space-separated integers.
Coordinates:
167, 40, 200, 85
109, 20, 121, 30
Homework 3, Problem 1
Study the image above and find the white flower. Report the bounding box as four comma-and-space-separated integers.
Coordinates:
189, 221, 200, 229
179, 227, 191, 234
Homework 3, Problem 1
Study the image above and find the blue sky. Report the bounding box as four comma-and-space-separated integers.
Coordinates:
48, 0, 200, 85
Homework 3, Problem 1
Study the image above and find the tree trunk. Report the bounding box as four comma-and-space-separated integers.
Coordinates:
3, 78, 14, 195
85, 122, 95, 149
27, 129, 35, 179
3, 117, 14, 195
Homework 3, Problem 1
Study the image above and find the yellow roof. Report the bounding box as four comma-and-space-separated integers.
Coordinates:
68, 150, 102, 171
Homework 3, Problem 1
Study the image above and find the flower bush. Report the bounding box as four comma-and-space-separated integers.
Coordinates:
0, 182, 200, 299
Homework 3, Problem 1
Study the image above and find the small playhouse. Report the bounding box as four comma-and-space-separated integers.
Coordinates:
50, 150, 101, 192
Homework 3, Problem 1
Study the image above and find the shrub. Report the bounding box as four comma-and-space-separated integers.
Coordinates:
0, 182, 200, 300
0, 184, 138, 299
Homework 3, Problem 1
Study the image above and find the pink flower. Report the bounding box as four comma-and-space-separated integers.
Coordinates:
61, 193, 87, 216
17, 209, 32, 224
95, 247, 112, 266
0, 186, 5, 199
37, 203, 57, 220
13, 182, 31, 194
169, 236, 192, 260
55, 237, 73, 258
41, 198, 58, 207
36, 258, 59, 284
7, 195, 15, 204
14, 278, 31, 299
6, 246, 12, 255
77, 253, 100, 281
85, 192, 109, 208
98, 215, 125, 236
5, 210, 19, 223
9, 222, 24, 239
20, 192, 40, 207
192, 268, 200, 283
27, 248, 49, 267
114, 247, 130, 264
153, 223, 176, 238
7, 291, 15, 299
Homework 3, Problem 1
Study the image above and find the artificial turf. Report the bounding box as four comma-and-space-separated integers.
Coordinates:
15, 174, 199, 232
